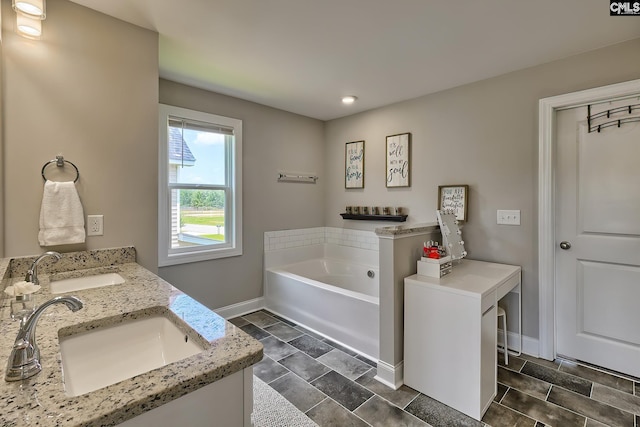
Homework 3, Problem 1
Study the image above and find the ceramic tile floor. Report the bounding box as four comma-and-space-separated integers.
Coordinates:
230, 310, 640, 426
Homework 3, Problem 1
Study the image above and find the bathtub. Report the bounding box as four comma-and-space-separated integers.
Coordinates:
265, 250, 379, 360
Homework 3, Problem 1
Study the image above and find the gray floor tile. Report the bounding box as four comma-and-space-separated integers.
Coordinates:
560, 360, 634, 394
317, 349, 372, 380
356, 354, 377, 367
355, 395, 427, 427
228, 316, 249, 327
294, 325, 327, 340
253, 310, 640, 427
592, 383, 640, 414
355, 369, 419, 409
260, 335, 298, 361
268, 312, 297, 326
311, 371, 374, 411
252, 355, 290, 383
264, 322, 304, 341
521, 360, 592, 396
321, 338, 359, 357
306, 398, 370, 427
500, 388, 586, 427
279, 351, 331, 382
498, 353, 526, 372
270, 372, 327, 413
243, 311, 280, 328
498, 366, 551, 400
586, 419, 610, 427
519, 354, 561, 370
547, 386, 634, 427
481, 402, 536, 427
405, 394, 483, 427
289, 334, 335, 358
240, 323, 270, 340
495, 383, 509, 403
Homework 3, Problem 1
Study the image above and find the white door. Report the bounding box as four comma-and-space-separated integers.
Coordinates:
555, 99, 640, 376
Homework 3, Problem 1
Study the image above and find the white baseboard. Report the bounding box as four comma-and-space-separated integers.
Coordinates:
375, 360, 404, 390
498, 328, 539, 358
214, 297, 265, 319
214, 298, 541, 364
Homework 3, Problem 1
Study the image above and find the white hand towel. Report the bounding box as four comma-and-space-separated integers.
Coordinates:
38, 180, 86, 246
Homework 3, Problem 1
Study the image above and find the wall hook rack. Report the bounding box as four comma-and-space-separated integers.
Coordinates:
587, 103, 640, 133
277, 172, 318, 183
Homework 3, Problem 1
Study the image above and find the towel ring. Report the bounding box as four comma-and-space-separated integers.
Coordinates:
41, 156, 80, 183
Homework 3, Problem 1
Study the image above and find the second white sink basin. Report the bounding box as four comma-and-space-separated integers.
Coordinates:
50, 273, 125, 294
59, 315, 204, 396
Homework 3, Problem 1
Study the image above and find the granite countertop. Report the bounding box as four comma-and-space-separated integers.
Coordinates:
0, 247, 263, 426
375, 222, 439, 236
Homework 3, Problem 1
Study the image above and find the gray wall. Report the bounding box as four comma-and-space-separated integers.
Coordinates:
0, 4, 4, 258
1, 0, 159, 270
325, 38, 640, 339
158, 79, 325, 309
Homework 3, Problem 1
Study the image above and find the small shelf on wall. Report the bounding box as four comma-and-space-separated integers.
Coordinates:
340, 213, 408, 222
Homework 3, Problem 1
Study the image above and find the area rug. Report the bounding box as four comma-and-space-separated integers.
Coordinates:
252, 376, 319, 427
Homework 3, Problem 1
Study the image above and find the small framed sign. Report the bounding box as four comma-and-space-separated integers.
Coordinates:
386, 132, 411, 188
345, 140, 365, 189
438, 185, 469, 222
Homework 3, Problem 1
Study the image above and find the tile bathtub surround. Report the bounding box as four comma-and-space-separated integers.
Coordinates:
0, 252, 262, 426
235, 309, 640, 427
264, 227, 379, 252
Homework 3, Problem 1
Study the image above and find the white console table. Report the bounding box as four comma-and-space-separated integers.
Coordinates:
403, 259, 521, 420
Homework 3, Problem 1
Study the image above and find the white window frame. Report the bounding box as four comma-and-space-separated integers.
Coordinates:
158, 104, 242, 266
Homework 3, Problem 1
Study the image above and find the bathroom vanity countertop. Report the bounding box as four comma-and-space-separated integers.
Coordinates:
0, 249, 263, 426
375, 222, 439, 236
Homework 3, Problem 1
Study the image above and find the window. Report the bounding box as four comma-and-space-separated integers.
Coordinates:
158, 104, 242, 266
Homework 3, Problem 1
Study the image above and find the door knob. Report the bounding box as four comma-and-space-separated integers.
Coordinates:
559, 241, 572, 250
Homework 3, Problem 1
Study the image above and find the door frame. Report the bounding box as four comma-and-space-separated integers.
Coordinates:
538, 78, 640, 361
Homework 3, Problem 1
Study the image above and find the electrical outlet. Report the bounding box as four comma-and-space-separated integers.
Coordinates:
497, 210, 521, 225
87, 215, 104, 236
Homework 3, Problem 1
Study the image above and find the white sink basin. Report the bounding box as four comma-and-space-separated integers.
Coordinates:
50, 273, 125, 294
59, 316, 204, 396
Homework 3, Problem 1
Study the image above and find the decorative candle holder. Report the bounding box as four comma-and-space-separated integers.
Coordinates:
10, 294, 37, 321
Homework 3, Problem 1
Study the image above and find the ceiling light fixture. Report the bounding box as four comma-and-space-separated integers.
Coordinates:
342, 95, 358, 105
13, 0, 46, 39
16, 12, 42, 38
12, 0, 46, 19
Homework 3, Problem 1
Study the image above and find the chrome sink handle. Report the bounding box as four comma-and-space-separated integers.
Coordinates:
5, 296, 83, 382
25, 251, 62, 286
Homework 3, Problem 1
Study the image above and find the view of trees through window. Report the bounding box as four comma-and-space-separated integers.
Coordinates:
177, 189, 226, 245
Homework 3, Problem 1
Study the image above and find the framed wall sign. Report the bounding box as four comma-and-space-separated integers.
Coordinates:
386, 132, 411, 187
345, 140, 365, 188
438, 184, 469, 222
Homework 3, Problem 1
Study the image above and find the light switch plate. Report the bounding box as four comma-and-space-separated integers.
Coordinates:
497, 210, 520, 225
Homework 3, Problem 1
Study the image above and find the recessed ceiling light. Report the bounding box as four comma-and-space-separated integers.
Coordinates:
342, 96, 357, 105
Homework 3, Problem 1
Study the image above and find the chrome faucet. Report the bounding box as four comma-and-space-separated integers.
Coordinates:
25, 251, 62, 286
5, 296, 83, 382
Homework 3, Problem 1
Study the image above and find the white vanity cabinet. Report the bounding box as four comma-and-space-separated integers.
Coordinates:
118, 367, 253, 427
403, 259, 521, 420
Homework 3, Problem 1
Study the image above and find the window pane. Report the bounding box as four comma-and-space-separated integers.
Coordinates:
170, 189, 226, 249
168, 125, 228, 186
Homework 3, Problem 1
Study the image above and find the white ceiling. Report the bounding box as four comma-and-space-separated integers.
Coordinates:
69, 0, 640, 121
